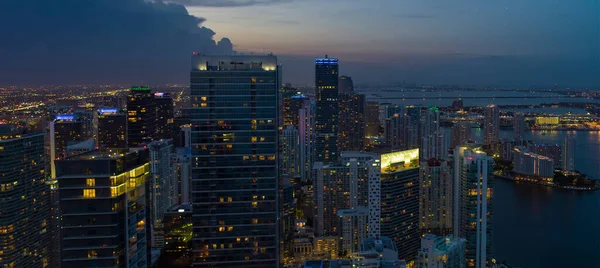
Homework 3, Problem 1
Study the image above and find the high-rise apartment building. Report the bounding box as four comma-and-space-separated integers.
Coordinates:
380, 149, 420, 262
528, 143, 562, 168
55, 149, 150, 268
419, 159, 453, 235
173, 147, 192, 205
148, 139, 175, 249
298, 98, 315, 181
190, 55, 280, 267
418, 234, 466, 268
0, 125, 51, 267
513, 146, 554, 179
281, 126, 300, 177
50, 114, 84, 177
451, 122, 471, 149
286, 93, 308, 127
155, 92, 174, 140
127, 86, 156, 147
563, 136, 576, 172
281, 83, 298, 127
484, 104, 500, 146
315, 56, 339, 162
365, 101, 380, 138
338, 93, 366, 151
97, 108, 127, 148
454, 146, 493, 268
513, 113, 525, 141
337, 207, 368, 256
338, 75, 354, 94
421, 106, 446, 160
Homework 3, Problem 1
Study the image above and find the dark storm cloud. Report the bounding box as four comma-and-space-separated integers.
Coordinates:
165, 0, 293, 7
0, 0, 233, 85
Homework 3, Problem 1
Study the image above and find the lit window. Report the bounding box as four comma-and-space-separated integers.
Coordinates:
252, 202, 258, 208
252, 219, 258, 224
83, 189, 95, 198
228, 197, 233, 202
88, 250, 97, 258
219, 197, 224, 202
260, 137, 265, 142
259, 156, 265, 161
226, 144, 233, 149
86, 178, 95, 187
251, 137, 257, 143
201, 96, 207, 101
200, 103, 207, 107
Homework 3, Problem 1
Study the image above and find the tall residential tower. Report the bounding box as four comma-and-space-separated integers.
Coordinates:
315, 56, 339, 162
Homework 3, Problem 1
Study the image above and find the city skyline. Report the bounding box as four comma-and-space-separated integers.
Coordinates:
0, 0, 599, 87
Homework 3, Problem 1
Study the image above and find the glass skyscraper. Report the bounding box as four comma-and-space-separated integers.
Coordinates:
127, 86, 157, 147
315, 57, 339, 162
190, 54, 280, 267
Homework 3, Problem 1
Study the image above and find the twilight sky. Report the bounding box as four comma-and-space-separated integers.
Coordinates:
0, 0, 598, 87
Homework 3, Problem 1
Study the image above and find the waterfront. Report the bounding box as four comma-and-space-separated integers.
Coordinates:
473, 130, 600, 268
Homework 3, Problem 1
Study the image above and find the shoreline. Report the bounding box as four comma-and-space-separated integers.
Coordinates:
494, 174, 599, 191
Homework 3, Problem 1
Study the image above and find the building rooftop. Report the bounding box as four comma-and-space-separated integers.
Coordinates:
65, 148, 143, 160
191, 54, 277, 71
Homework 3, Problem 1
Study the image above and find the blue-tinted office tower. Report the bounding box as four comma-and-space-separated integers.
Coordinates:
190, 54, 280, 267
315, 56, 339, 162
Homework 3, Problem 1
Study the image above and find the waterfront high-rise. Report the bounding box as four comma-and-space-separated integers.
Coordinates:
528, 143, 562, 168
50, 114, 85, 177
513, 146, 554, 179
0, 125, 51, 267
315, 56, 339, 162
281, 126, 300, 177
513, 113, 525, 141
484, 104, 500, 146
379, 149, 420, 263
419, 234, 466, 268
563, 136, 576, 172
338, 93, 366, 151
419, 158, 453, 235
190, 55, 280, 267
148, 139, 175, 249
97, 108, 127, 148
155, 92, 174, 140
127, 86, 157, 147
55, 149, 150, 268
451, 122, 471, 149
454, 146, 493, 268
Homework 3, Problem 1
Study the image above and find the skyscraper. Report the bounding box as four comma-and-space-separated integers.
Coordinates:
148, 139, 175, 249
484, 104, 500, 146
127, 86, 156, 147
451, 122, 471, 149
190, 55, 280, 267
385, 113, 410, 150
55, 149, 150, 268
338, 93, 366, 151
281, 126, 300, 177
281, 83, 298, 127
97, 108, 127, 148
0, 125, 51, 267
298, 99, 315, 181
421, 106, 446, 159
454, 146, 493, 268
380, 149, 420, 263
287, 93, 308, 127
338, 75, 354, 94
365, 101, 380, 138
513, 113, 525, 141
173, 147, 192, 205
563, 136, 576, 172
419, 158, 453, 235
528, 143, 562, 168
50, 114, 84, 177
155, 92, 174, 140
315, 56, 339, 162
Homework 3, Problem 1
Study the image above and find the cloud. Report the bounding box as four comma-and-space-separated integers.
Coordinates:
164, 0, 293, 7
0, 0, 234, 85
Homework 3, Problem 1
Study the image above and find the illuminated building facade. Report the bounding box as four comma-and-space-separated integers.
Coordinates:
281, 83, 298, 127
418, 234, 466, 268
379, 149, 420, 262
453, 147, 493, 268
535, 116, 559, 126
190, 55, 280, 267
0, 125, 51, 267
451, 122, 471, 149
286, 93, 308, 127
281, 126, 300, 177
512, 146, 554, 178
97, 108, 127, 148
55, 149, 150, 268
528, 143, 562, 168
419, 159, 453, 235
127, 86, 156, 147
298, 98, 315, 181
315, 56, 339, 162
155, 92, 174, 140
484, 104, 500, 146
338, 93, 366, 151
513, 113, 525, 141
160, 205, 192, 268
337, 207, 368, 256
148, 139, 175, 249
50, 114, 84, 177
